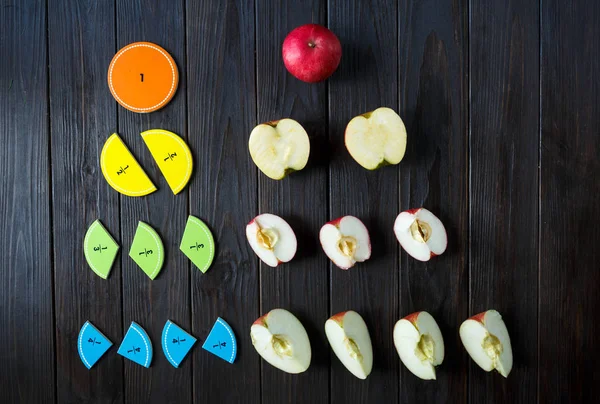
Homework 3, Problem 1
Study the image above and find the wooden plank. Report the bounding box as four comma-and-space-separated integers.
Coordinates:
48, 1, 123, 402
539, 1, 600, 401
469, 0, 539, 401
327, 1, 399, 402
397, 0, 469, 401
186, 1, 260, 402
256, 1, 329, 403
0, 1, 54, 403
115, 1, 190, 402
469, 0, 540, 400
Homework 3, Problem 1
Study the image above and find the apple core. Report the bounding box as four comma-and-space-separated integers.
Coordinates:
272, 335, 293, 358
257, 228, 279, 250
482, 333, 503, 364
410, 219, 432, 243
416, 334, 435, 362
344, 338, 363, 362
338, 236, 357, 258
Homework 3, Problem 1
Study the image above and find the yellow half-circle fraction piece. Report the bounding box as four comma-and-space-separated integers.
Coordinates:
141, 129, 193, 195
100, 133, 157, 197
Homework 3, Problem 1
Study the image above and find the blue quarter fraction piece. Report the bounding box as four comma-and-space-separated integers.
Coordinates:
78, 321, 112, 369
117, 322, 153, 368
161, 320, 196, 368
202, 317, 237, 364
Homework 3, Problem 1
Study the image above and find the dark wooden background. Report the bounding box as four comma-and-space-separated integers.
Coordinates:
1, 0, 599, 403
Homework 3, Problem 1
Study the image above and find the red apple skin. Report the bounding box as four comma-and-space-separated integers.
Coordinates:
282, 24, 342, 83
330, 311, 347, 325
470, 311, 487, 324
402, 311, 421, 325
327, 217, 344, 227
253, 313, 268, 326
405, 208, 421, 215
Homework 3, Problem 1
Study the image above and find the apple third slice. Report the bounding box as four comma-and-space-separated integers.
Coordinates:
83, 220, 119, 279
325, 311, 373, 379
128, 221, 164, 280
180, 215, 215, 273
141, 129, 193, 195
100, 133, 156, 197
250, 308, 311, 374
460, 310, 513, 378
246, 213, 297, 267
319, 216, 371, 269
345, 107, 407, 170
394, 208, 447, 261
248, 118, 310, 180
393, 311, 444, 380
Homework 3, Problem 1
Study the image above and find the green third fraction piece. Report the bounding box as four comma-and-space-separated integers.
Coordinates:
180, 215, 215, 273
84, 220, 119, 279
129, 221, 165, 280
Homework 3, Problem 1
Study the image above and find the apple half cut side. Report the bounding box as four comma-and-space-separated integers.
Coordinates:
394, 208, 447, 261
250, 308, 311, 374
459, 310, 513, 378
248, 118, 310, 180
246, 213, 297, 268
393, 311, 445, 380
345, 107, 407, 170
319, 216, 371, 270
325, 311, 373, 379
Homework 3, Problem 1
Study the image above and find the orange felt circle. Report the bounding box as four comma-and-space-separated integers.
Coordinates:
108, 42, 178, 113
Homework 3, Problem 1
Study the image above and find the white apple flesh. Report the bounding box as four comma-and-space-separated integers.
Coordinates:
319, 216, 371, 269
394, 208, 447, 261
460, 310, 513, 378
250, 308, 311, 374
345, 107, 407, 170
325, 311, 373, 379
393, 311, 445, 380
249, 118, 310, 180
246, 214, 297, 267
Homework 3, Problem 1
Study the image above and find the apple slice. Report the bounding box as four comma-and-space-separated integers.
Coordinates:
250, 308, 311, 374
393, 311, 444, 380
248, 118, 310, 180
325, 311, 373, 379
246, 214, 297, 267
345, 107, 407, 170
319, 216, 371, 270
394, 208, 447, 261
460, 310, 513, 378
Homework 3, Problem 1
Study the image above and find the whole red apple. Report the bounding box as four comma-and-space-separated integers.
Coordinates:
282, 24, 342, 83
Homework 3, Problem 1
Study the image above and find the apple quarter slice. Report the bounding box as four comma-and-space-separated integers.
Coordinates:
249, 118, 310, 180
250, 308, 311, 374
393, 311, 444, 380
394, 208, 447, 261
345, 107, 407, 170
460, 310, 513, 378
325, 311, 373, 379
246, 214, 297, 267
320, 216, 371, 270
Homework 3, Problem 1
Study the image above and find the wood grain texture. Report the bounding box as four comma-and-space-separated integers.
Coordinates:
327, 1, 399, 402
0, 1, 54, 403
256, 1, 330, 403
398, 0, 469, 401
469, 0, 539, 401
186, 1, 260, 402
539, 1, 600, 401
48, 1, 123, 403
115, 0, 191, 402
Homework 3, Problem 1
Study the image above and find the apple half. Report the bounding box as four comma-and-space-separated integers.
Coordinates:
345, 107, 407, 170
246, 213, 297, 267
250, 308, 311, 374
248, 118, 310, 180
319, 216, 371, 270
393, 311, 444, 380
460, 310, 513, 378
325, 311, 373, 379
394, 208, 447, 261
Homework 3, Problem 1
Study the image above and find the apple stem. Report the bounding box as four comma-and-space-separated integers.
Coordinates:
308, 41, 316, 48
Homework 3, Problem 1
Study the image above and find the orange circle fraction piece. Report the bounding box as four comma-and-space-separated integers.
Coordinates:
108, 42, 179, 113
